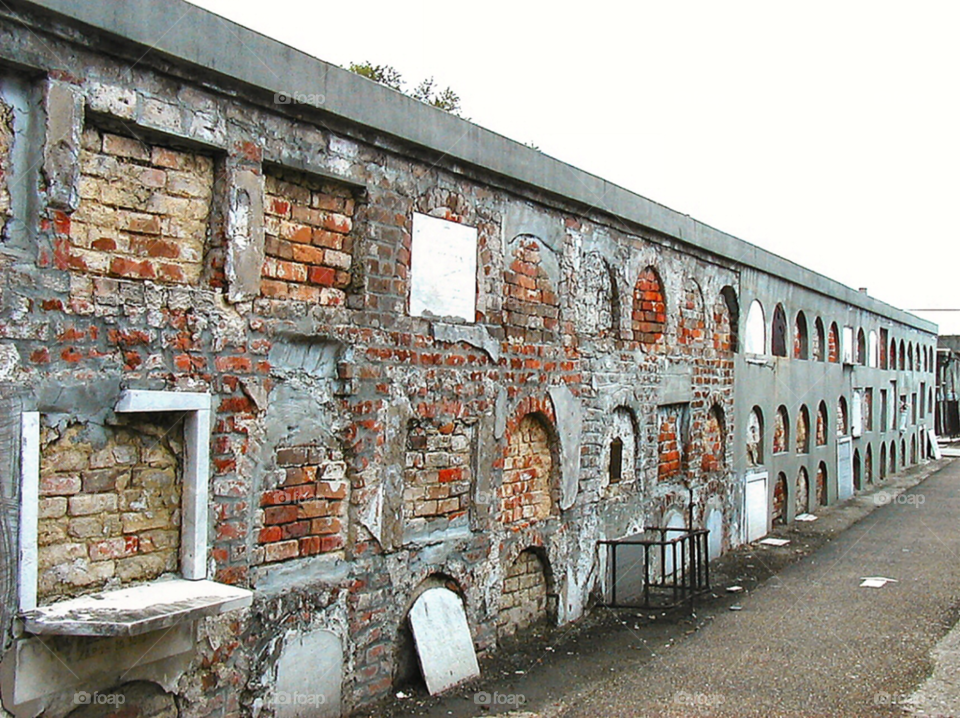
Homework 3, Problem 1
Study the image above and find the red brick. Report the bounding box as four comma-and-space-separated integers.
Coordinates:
263, 505, 298, 525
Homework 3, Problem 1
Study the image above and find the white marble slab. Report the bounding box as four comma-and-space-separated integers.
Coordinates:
408, 587, 479, 695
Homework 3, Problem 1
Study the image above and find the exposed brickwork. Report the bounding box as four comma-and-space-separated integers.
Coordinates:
772, 472, 786, 524
503, 239, 559, 342
0, 99, 11, 238
71, 127, 212, 283
794, 312, 808, 359
864, 388, 873, 431
257, 446, 347, 562
677, 278, 705, 348
773, 406, 788, 453
261, 168, 355, 305
632, 266, 665, 347
816, 463, 828, 506
38, 420, 180, 602
828, 323, 840, 363
837, 397, 848, 435
700, 406, 724, 472
404, 419, 472, 521
499, 550, 548, 636
816, 402, 828, 446
712, 292, 734, 353
796, 406, 809, 454
500, 414, 555, 525
657, 406, 685, 480
812, 319, 824, 361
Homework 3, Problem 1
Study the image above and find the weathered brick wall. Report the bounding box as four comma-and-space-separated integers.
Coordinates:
500, 414, 555, 525
677, 278, 705, 349
816, 402, 828, 445
261, 168, 355, 305
498, 550, 548, 636
70, 127, 213, 284
257, 446, 347, 563
772, 472, 786, 523
632, 266, 665, 348
700, 406, 724, 472
828, 323, 840, 363
657, 408, 683, 481
404, 419, 471, 522
503, 239, 560, 342
38, 419, 180, 602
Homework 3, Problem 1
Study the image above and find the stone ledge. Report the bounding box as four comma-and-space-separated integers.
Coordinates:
21, 579, 252, 636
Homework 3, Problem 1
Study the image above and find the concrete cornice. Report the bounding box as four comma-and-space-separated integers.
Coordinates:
10, 0, 937, 334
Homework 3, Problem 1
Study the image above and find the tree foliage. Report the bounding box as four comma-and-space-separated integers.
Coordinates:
348, 61, 462, 116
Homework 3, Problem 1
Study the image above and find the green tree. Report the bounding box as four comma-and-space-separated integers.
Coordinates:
349, 62, 462, 116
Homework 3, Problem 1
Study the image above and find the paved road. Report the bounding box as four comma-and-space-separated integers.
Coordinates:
562, 459, 960, 717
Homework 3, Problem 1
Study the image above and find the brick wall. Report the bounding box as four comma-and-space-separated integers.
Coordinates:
700, 406, 724, 472
773, 406, 787, 453
712, 293, 733, 353
404, 420, 472, 522
657, 408, 682, 480
37, 420, 180, 602
632, 266, 665, 347
503, 239, 559, 342
772, 472, 786, 523
257, 446, 347, 563
837, 398, 848, 435
261, 168, 355, 305
816, 403, 828, 445
499, 414, 554, 525
828, 323, 840, 363
677, 279, 704, 348
812, 321, 823, 361
816, 463, 828, 505
70, 127, 212, 283
498, 550, 548, 636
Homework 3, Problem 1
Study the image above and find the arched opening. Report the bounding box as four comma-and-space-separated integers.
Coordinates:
865, 444, 874, 484
772, 472, 788, 525
701, 404, 726, 472
899, 340, 906, 370
633, 266, 666, 349
816, 401, 828, 446
879, 444, 887, 480
910, 434, 917, 464
890, 440, 897, 474
720, 286, 740, 352
395, 574, 465, 690
745, 299, 766, 354
816, 462, 828, 507
856, 328, 866, 365
578, 252, 620, 338
837, 396, 848, 436
773, 405, 789, 453
828, 322, 840, 363
499, 548, 553, 636
794, 311, 809, 360
890, 338, 897, 370
813, 317, 825, 361
678, 277, 705, 348
796, 405, 810, 454
772, 303, 788, 357
796, 467, 809, 515
500, 413, 558, 526
603, 407, 637, 494
853, 449, 862, 491
908, 342, 914, 371
746, 406, 764, 466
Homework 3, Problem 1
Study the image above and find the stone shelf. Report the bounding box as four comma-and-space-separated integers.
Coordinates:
21, 579, 252, 637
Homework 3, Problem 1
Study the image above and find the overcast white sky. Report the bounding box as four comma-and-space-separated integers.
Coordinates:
188, 0, 960, 332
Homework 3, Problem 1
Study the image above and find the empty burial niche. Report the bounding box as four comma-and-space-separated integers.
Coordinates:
499, 548, 553, 637
796, 467, 809, 515
603, 407, 637, 495
772, 472, 787, 525
609, 437, 623, 483
499, 413, 557, 525
36, 415, 183, 603
744, 300, 765, 354
771, 304, 788, 356
746, 407, 764, 467
816, 462, 828, 506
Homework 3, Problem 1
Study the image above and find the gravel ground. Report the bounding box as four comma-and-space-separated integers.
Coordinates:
357, 458, 958, 718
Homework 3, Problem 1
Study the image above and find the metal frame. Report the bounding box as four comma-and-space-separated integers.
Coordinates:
600, 526, 710, 609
